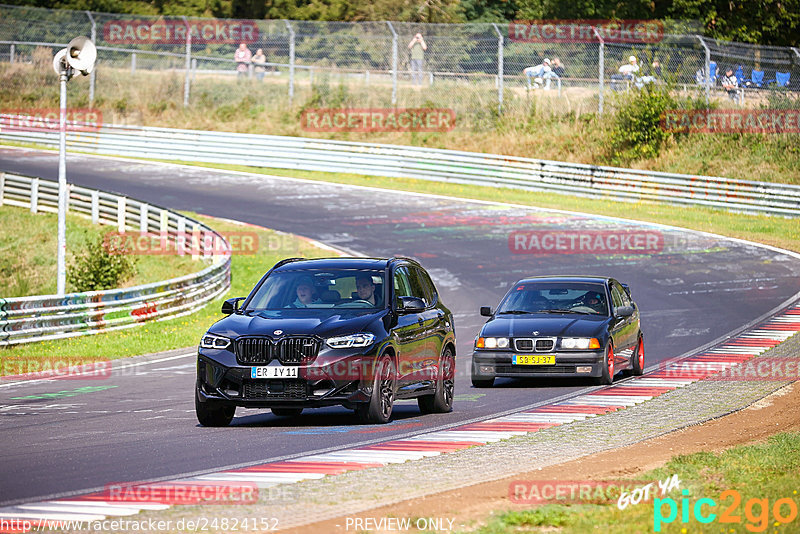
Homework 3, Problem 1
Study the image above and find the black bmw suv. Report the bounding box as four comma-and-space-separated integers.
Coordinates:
196, 257, 456, 426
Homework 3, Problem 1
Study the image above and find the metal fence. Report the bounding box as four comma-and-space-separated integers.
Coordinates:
1, 117, 798, 217
1, 3, 799, 116
0, 172, 231, 345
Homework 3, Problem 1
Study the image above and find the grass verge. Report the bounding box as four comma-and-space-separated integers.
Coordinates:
0, 204, 199, 297
0, 213, 332, 367
461, 431, 800, 533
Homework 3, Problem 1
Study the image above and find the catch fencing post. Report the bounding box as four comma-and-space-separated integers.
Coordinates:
387, 22, 398, 106
131, 52, 136, 74
86, 11, 97, 107
492, 24, 504, 113
284, 20, 295, 105
9, 43, 14, 64
593, 27, 604, 115
182, 16, 191, 107
696, 35, 711, 107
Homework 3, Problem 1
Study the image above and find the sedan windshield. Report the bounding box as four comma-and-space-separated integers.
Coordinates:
497, 281, 609, 316
245, 269, 386, 311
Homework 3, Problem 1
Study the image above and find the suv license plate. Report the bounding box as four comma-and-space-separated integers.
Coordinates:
251, 366, 299, 379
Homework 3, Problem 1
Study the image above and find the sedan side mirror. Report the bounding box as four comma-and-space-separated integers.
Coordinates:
222, 297, 246, 315
615, 305, 634, 318
398, 296, 426, 313
480, 306, 493, 317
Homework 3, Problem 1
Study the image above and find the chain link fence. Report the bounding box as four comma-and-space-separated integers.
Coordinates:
1, 3, 799, 123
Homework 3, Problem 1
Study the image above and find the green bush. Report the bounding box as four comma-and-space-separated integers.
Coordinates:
607, 87, 676, 164
68, 233, 136, 292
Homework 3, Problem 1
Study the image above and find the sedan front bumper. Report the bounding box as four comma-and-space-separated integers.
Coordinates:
471, 350, 605, 378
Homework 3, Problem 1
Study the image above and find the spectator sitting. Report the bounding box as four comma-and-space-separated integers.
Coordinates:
523, 58, 559, 90
252, 48, 267, 81
721, 67, 739, 102
234, 43, 252, 79
636, 59, 660, 88
551, 57, 565, 78
618, 56, 639, 80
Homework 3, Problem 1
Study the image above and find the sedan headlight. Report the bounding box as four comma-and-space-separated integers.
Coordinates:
475, 337, 509, 349
560, 337, 601, 349
326, 333, 375, 349
200, 333, 231, 350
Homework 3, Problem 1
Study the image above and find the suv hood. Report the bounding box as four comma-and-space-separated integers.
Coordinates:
210, 310, 386, 339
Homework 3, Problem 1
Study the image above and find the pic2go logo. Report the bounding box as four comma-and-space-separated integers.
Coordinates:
654, 489, 799, 532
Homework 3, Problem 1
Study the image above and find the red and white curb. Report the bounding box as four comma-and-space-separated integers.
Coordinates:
2, 305, 799, 531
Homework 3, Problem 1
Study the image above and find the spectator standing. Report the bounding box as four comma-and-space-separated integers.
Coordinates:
234, 43, 252, 79
408, 33, 427, 86
252, 48, 267, 81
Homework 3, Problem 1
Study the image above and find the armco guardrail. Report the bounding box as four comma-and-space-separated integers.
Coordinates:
1, 117, 799, 216
0, 172, 231, 346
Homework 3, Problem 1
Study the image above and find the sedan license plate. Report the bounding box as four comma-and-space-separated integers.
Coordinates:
251, 366, 298, 379
513, 354, 555, 365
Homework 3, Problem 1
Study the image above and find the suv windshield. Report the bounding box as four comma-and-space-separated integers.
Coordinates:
497, 281, 609, 316
245, 269, 386, 311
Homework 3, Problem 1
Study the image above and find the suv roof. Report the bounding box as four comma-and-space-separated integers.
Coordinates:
273, 257, 418, 272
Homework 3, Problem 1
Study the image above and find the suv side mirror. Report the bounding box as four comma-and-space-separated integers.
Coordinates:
398, 296, 425, 313
615, 305, 634, 318
480, 306, 493, 317
222, 297, 246, 315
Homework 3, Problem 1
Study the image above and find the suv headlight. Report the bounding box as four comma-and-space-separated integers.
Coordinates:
200, 333, 231, 350
475, 337, 509, 349
326, 333, 375, 349
560, 337, 600, 349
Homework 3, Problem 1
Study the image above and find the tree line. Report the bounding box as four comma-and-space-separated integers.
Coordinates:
8, 0, 799, 47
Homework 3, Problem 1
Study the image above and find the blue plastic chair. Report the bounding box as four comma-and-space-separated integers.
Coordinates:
774, 72, 790, 87
709, 61, 717, 83
734, 66, 744, 85
749, 70, 764, 87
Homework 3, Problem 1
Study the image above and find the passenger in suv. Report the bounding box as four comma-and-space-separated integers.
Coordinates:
196, 257, 456, 426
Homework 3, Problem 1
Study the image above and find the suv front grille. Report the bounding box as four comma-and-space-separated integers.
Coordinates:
514, 338, 556, 353
235, 337, 320, 365
243, 380, 308, 400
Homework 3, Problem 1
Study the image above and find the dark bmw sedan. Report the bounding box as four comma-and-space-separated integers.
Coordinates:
471, 276, 644, 387
196, 257, 456, 426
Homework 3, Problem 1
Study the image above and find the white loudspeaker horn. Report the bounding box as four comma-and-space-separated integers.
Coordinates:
66, 36, 97, 76
52, 48, 68, 75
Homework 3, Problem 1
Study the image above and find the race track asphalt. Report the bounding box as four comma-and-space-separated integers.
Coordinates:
1, 147, 799, 505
